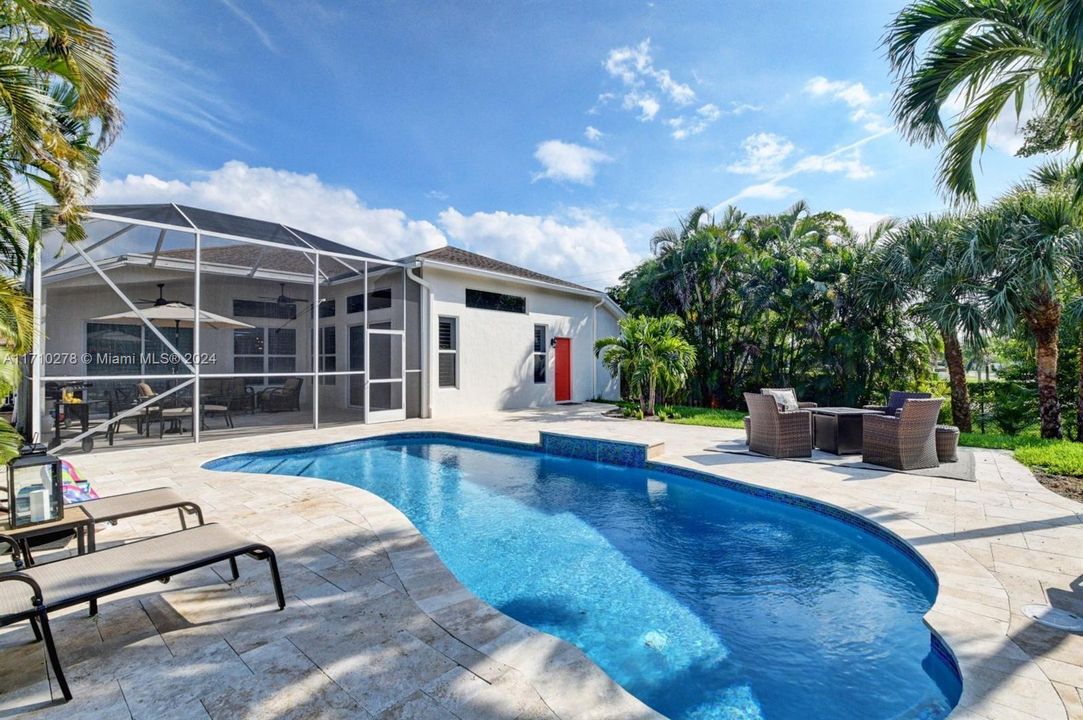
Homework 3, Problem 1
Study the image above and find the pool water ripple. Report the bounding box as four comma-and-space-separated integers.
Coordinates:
207, 434, 961, 720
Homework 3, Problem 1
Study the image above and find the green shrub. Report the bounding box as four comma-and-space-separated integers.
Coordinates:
1014, 442, 1083, 477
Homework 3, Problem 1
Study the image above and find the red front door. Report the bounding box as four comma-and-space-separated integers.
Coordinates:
554, 337, 571, 402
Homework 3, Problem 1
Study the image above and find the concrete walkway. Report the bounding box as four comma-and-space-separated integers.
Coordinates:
1, 404, 1081, 719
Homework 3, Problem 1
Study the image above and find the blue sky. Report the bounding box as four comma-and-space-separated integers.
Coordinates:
93, 0, 1045, 288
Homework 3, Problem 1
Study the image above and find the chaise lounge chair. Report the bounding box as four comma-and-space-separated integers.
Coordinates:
862, 398, 943, 470
0, 523, 284, 702
744, 392, 812, 458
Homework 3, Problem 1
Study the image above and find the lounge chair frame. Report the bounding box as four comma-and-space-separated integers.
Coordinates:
0, 524, 284, 703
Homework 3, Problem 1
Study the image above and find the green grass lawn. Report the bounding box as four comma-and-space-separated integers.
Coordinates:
604, 400, 1083, 478
610, 401, 746, 428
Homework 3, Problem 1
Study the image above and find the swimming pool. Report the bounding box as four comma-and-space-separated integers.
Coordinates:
206, 432, 961, 720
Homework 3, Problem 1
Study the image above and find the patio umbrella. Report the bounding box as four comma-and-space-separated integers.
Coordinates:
93, 302, 254, 332
92, 303, 254, 372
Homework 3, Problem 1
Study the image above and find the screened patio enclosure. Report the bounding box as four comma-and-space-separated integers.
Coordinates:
29, 204, 423, 454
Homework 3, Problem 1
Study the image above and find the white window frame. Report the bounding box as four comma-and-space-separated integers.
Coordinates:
437, 315, 458, 389
532, 324, 547, 384
319, 324, 336, 385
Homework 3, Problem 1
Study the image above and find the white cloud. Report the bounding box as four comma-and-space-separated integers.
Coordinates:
426, 189, 449, 200
805, 76, 873, 108
738, 182, 798, 201
584, 126, 604, 142
839, 208, 891, 235
438, 207, 639, 288
220, 0, 276, 52
668, 103, 724, 139
726, 132, 795, 175
532, 140, 612, 184
804, 76, 892, 133
714, 129, 892, 212
622, 92, 660, 122
604, 39, 695, 106
793, 147, 874, 180
93, 161, 446, 258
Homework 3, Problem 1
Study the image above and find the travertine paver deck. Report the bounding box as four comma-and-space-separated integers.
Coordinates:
1, 403, 1081, 719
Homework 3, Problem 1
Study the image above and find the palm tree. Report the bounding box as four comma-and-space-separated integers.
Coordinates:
1026, 160, 1083, 439
0, 0, 122, 242
884, 0, 1083, 203
970, 187, 1082, 438
0, 0, 120, 458
594, 315, 697, 416
865, 214, 983, 431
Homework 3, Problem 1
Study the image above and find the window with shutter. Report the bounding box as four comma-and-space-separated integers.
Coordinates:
438, 316, 458, 388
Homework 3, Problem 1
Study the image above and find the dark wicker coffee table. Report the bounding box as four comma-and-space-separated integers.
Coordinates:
811, 407, 881, 455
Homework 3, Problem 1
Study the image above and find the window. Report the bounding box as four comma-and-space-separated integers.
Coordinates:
533, 325, 547, 383
318, 299, 336, 318
319, 326, 336, 385
465, 288, 526, 314
233, 299, 296, 320
438, 316, 457, 388
233, 327, 296, 382
346, 288, 392, 314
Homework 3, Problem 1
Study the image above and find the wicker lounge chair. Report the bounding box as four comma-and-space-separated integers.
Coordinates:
257, 377, 303, 412
743, 388, 817, 444
864, 390, 932, 417
862, 398, 943, 470
0, 523, 284, 702
744, 392, 812, 458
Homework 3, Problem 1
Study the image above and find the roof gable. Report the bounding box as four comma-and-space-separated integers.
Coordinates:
410, 246, 595, 292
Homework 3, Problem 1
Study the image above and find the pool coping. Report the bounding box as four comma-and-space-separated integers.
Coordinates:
205, 428, 964, 714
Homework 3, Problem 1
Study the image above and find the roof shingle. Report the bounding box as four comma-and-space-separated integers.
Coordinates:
409, 246, 595, 292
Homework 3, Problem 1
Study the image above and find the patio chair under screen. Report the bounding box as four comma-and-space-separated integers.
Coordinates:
257, 377, 303, 412
862, 398, 944, 470
0, 524, 284, 702
743, 392, 812, 458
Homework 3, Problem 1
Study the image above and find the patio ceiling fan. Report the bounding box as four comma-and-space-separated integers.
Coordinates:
134, 283, 189, 307
260, 283, 309, 306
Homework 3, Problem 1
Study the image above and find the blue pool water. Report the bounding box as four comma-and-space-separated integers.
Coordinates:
207, 433, 961, 720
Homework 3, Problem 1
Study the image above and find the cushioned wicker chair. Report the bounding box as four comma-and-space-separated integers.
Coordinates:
744, 392, 812, 458
864, 390, 932, 417
0, 524, 284, 702
862, 398, 943, 470
743, 388, 817, 444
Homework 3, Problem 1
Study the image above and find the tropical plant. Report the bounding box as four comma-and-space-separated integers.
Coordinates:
0, 0, 120, 458
969, 186, 1082, 438
884, 0, 1083, 203
863, 214, 983, 430
594, 314, 697, 417
612, 204, 934, 411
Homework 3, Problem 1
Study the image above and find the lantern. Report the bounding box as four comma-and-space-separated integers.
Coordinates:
5, 444, 63, 528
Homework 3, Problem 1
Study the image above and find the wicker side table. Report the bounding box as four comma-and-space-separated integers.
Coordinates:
935, 425, 960, 462
743, 416, 751, 444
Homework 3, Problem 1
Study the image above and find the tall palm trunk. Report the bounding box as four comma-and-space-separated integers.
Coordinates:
1025, 302, 1062, 439
1076, 340, 1083, 442
941, 331, 972, 432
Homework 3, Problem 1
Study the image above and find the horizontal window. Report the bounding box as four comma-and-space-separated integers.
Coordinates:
466, 288, 525, 314
233, 299, 296, 320
318, 299, 336, 318
346, 288, 393, 314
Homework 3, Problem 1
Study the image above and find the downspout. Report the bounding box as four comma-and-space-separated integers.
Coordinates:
406, 264, 433, 418
592, 297, 604, 400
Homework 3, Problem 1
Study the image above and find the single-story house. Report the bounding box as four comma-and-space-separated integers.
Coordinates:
26, 204, 623, 453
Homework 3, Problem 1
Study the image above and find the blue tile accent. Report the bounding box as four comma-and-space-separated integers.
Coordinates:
538, 432, 650, 467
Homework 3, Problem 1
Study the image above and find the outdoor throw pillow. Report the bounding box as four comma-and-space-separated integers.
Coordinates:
762, 388, 798, 412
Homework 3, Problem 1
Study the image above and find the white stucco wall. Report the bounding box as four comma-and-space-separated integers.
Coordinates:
422, 265, 621, 416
